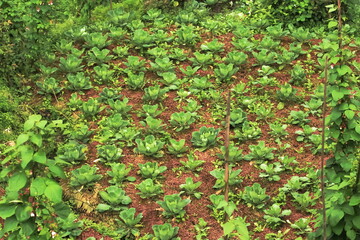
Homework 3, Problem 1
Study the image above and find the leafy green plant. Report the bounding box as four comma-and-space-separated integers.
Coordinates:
84, 32, 110, 49
115, 208, 143, 239
167, 139, 188, 157
140, 104, 163, 118
142, 85, 168, 103
180, 154, 205, 173
259, 162, 284, 181
113, 45, 129, 58
291, 191, 318, 211
180, 65, 200, 77
88, 47, 113, 65
276, 83, 298, 102
176, 25, 199, 46
66, 123, 93, 143
93, 64, 115, 83
180, 177, 203, 199
289, 110, 310, 125
290, 26, 313, 43
276, 49, 298, 65
99, 87, 120, 103
295, 125, 317, 142
183, 99, 202, 113
150, 57, 174, 73
96, 186, 132, 212
138, 162, 167, 179
244, 141, 275, 163
101, 113, 130, 131
169, 48, 188, 61
280, 176, 311, 193
97, 144, 123, 162
263, 204, 291, 229
36, 77, 63, 95
109, 27, 127, 43
242, 183, 270, 209
217, 143, 243, 163
221, 217, 250, 240
290, 64, 307, 86
266, 24, 288, 39
258, 36, 280, 50
253, 49, 277, 65
229, 108, 247, 127
208, 194, 237, 221
59, 55, 83, 73
233, 121, 262, 142
56, 141, 86, 164
136, 179, 163, 199
81, 98, 104, 119
69, 164, 102, 188
214, 63, 239, 82
288, 218, 313, 235
269, 122, 289, 138
108, 98, 132, 116
135, 135, 165, 158
126, 72, 146, 90
156, 194, 191, 220
169, 111, 196, 132
67, 72, 92, 91
190, 51, 214, 67
152, 223, 180, 240
224, 51, 248, 65
194, 218, 210, 240
210, 167, 242, 189
231, 38, 254, 51
108, 163, 135, 185
132, 29, 154, 48
0, 115, 69, 239
140, 116, 166, 135
301, 98, 323, 117
200, 39, 224, 53
158, 72, 182, 90
56, 213, 83, 238
124, 56, 146, 72
191, 126, 220, 151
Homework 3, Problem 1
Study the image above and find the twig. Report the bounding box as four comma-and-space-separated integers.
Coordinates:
321, 56, 328, 240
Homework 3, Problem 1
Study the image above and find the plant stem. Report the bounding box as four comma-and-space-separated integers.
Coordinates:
337, 0, 342, 50
321, 56, 329, 240
224, 88, 231, 207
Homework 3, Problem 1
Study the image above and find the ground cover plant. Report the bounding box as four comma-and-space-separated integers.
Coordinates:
0, 0, 359, 240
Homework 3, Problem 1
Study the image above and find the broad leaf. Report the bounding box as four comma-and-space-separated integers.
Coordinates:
0, 204, 17, 218
8, 172, 27, 192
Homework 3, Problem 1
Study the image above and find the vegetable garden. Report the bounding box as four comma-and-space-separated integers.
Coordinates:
0, 0, 359, 239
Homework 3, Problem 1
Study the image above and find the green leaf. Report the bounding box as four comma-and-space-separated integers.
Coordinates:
328, 20, 338, 28
222, 222, 235, 236
30, 177, 46, 196
1, 216, 19, 235
16, 134, 29, 146
352, 215, 360, 229
96, 204, 112, 212
329, 209, 344, 227
53, 202, 71, 219
24, 120, 35, 131
344, 110, 355, 120
20, 220, 36, 236
0, 204, 17, 218
336, 65, 352, 76
346, 229, 357, 240
30, 134, 42, 147
15, 205, 32, 222
8, 172, 27, 192
19, 145, 34, 169
349, 194, 360, 206
332, 90, 344, 101
356, 125, 360, 134
48, 163, 66, 179
44, 181, 62, 203
33, 151, 46, 164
